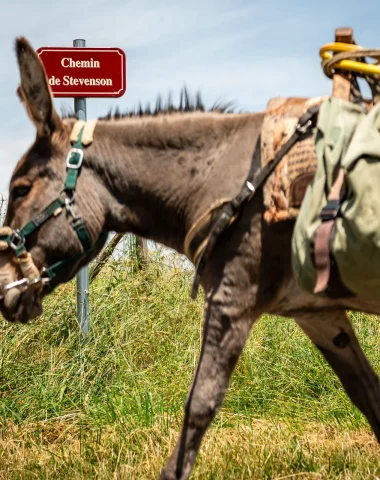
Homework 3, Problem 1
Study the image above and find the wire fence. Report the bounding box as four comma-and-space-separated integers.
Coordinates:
0, 195, 7, 221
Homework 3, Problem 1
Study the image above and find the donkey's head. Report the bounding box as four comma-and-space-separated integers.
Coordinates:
0, 38, 108, 323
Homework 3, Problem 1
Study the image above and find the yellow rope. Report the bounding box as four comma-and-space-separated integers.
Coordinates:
319, 42, 380, 76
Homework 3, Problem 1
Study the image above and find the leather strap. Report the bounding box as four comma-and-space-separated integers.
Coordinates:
184, 198, 232, 262
70, 119, 97, 146
190, 104, 320, 299
313, 168, 345, 294
312, 30, 355, 296
65, 127, 85, 191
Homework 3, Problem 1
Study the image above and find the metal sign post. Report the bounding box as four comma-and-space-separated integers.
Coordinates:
37, 41, 126, 336
73, 38, 89, 336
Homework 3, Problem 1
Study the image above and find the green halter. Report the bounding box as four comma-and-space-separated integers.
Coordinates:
0, 126, 108, 291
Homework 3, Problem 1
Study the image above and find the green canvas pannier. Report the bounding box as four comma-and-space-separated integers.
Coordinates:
292, 96, 380, 299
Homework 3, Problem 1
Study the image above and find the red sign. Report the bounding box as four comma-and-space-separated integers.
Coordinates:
36, 47, 126, 98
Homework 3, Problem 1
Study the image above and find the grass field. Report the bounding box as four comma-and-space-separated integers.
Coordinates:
0, 251, 379, 479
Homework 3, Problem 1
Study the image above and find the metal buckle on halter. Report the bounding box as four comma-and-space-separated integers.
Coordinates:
59, 190, 79, 220
64, 197, 80, 220
66, 148, 84, 169
60, 189, 75, 204
9, 229, 25, 251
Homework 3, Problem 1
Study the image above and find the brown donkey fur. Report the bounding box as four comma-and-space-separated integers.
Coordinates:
0, 37, 379, 479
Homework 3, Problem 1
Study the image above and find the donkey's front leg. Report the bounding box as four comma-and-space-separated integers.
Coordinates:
294, 310, 380, 442
160, 294, 258, 480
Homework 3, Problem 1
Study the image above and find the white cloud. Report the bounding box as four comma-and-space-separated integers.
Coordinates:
1, 0, 380, 196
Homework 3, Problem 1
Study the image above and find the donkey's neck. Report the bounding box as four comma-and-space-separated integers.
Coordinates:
81, 112, 264, 254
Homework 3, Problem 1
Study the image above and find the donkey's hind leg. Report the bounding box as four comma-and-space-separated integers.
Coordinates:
159, 294, 259, 480
294, 310, 380, 441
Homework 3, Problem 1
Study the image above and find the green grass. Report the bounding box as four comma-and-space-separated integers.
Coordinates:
0, 252, 379, 479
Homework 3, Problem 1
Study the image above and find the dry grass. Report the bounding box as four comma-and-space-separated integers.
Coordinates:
1, 417, 379, 479
0, 251, 379, 479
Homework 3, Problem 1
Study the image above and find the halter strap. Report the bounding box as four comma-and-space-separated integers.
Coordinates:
0, 122, 108, 292
65, 127, 85, 191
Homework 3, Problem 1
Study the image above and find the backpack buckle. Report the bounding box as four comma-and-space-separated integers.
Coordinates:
320, 199, 341, 221
296, 119, 312, 135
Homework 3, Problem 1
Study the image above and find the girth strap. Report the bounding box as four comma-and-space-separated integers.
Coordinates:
184, 197, 233, 263
190, 104, 320, 299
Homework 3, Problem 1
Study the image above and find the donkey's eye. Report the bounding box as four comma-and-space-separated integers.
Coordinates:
12, 185, 31, 200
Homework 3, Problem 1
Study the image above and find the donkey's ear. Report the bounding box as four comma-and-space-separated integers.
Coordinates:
15, 37, 62, 137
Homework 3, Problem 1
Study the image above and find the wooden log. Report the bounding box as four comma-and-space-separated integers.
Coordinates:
332, 27, 355, 101
133, 235, 148, 269
89, 233, 124, 282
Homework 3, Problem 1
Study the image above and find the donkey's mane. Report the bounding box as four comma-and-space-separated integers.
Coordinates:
61, 88, 236, 120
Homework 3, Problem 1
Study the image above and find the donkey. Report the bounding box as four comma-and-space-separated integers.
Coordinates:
0, 37, 379, 480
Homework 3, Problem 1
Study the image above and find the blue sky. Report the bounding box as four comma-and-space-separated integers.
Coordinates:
1, 0, 379, 194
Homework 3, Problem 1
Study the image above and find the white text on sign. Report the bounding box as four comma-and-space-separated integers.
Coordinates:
49, 76, 113, 86
61, 58, 100, 68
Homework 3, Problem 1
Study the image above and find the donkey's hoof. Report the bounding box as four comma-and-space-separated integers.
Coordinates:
158, 469, 176, 480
